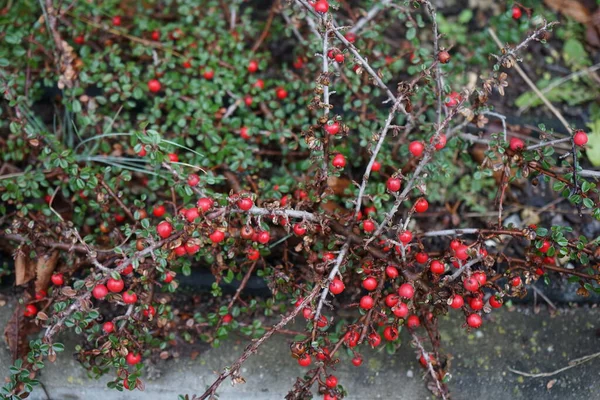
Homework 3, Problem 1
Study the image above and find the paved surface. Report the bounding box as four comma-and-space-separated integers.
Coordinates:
1, 293, 600, 400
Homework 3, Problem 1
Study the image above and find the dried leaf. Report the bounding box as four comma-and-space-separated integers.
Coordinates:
34, 251, 59, 293
547, 379, 557, 389
543, 0, 591, 24
15, 251, 35, 286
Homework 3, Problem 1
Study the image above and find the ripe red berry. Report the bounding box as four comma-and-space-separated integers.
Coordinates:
167, 153, 178, 162
276, 87, 288, 100
454, 244, 469, 260
369, 332, 382, 347
385, 294, 399, 307
386, 177, 401, 192
185, 208, 200, 222
509, 137, 524, 151
450, 295, 464, 309
102, 321, 114, 333
430, 260, 445, 274
539, 240, 551, 253
107, 277, 124, 293
511, 276, 522, 287
24, 304, 38, 317
185, 240, 200, 255
444, 91, 461, 107
257, 231, 271, 244
35, 290, 47, 300
237, 197, 254, 211
122, 291, 137, 304
151, 30, 160, 41
244, 95, 253, 107
489, 296, 503, 309
352, 356, 363, 366
297, 354, 311, 367
371, 161, 381, 172
203, 69, 214, 80
152, 205, 166, 217
415, 252, 429, 263
126, 352, 141, 365
187, 173, 200, 186
430, 133, 447, 150
156, 221, 173, 239
324, 121, 340, 135
329, 278, 345, 295
363, 219, 375, 233
409, 141, 425, 157
473, 271, 487, 286
112, 16, 122, 26
407, 314, 420, 329
334, 53, 344, 63
463, 277, 479, 292
92, 284, 109, 300
143, 305, 156, 318
362, 277, 378, 291
325, 375, 338, 388
183, 60, 192, 69
164, 271, 174, 283
414, 198, 429, 213
383, 326, 399, 341
222, 314, 233, 324
147, 79, 161, 93
467, 313, 482, 328
293, 223, 307, 236
398, 230, 413, 244
74, 35, 85, 45
253, 79, 264, 89
323, 252, 335, 261
469, 296, 484, 310
332, 153, 346, 168
512, 6, 522, 20
248, 60, 258, 73
574, 130, 588, 146
197, 197, 214, 213
398, 283, 415, 299
393, 302, 409, 318
345, 32, 357, 43
247, 248, 260, 261
121, 264, 134, 275
438, 50, 451, 64
210, 230, 225, 244
360, 295, 374, 310
51, 273, 64, 286
314, 0, 329, 13
450, 239, 461, 250
386, 265, 399, 279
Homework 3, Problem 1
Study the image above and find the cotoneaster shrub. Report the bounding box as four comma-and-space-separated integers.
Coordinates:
1, 1, 599, 399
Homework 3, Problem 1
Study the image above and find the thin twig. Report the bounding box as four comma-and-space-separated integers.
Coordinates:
508, 351, 600, 378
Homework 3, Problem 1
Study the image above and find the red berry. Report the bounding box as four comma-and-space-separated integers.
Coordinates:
409, 141, 425, 157
345, 32, 357, 43
512, 6, 522, 20
51, 273, 64, 286
393, 302, 409, 318
371, 161, 381, 172
386, 265, 399, 279
183, 60, 192, 69
415, 252, 429, 263
383, 326, 399, 341
122, 264, 134, 275
332, 154, 346, 168
293, 56, 304, 69
112, 16, 122, 26
314, 0, 329, 13
247, 248, 260, 260
454, 244, 469, 260
363, 219, 375, 233
102, 321, 114, 333
92, 284, 109, 300
35, 290, 47, 300
164, 272, 174, 283
187, 173, 200, 186
248, 60, 259, 73
257, 231, 271, 244
126, 352, 141, 365
511, 276, 522, 287
360, 295, 374, 310
298, 354, 311, 367
152, 205, 166, 217
122, 290, 137, 304
156, 221, 173, 239
386, 177, 401, 192
74, 35, 85, 45
185, 240, 200, 255
197, 197, 214, 213
222, 314, 233, 324
293, 223, 307, 236
203, 69, 214, 80
253, 79, 264, 89
539, 240, 551, 253
237, 197, 254, 211
143, 305, 156, 318
489, 296, 503, 309
407, 314, 420, 329
334, 53, 344, 63
244, 95, 253, 106
473, 271, 487, 286
398, 283, 415, 299
438, 50, 451, 64
147, 79, 161, 93
385, 294, 399, 307
509, 137, 525, 151
574, 130, 588, 146
107, 277, 124, 293
323, 252, 335, 261
369, 332, 382, 347
450, 295, 464, 309
325, 121, 340, 135
302, 307, 313, 320
276, 87, 288, 100
398, 230, 413, 244
210, 230, 225, 244
329, 278, 345, 295
167, 153, 178, 162
239, 126, 251, 140
414, 198, 429, 213
450, 239, 461, 250
351, 356, 363, 366
185, 208, 200, 222
463, 277, 479, 292
430, 260, 445, 274
467, 313, 482, 328
444, 91, 461, 107
325, 375, 338, 388
24, 304, 38, 317
175, 245, 186, 257
430, 134, 447, 150
362, 277, 378, 291
469, 296, 484, 310
151, 30, 160, 41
